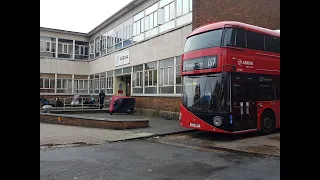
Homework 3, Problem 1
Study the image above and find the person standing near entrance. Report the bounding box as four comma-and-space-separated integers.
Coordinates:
99, 90, 106, 109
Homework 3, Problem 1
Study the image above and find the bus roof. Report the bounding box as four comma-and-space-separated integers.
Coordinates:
189, 21, 280, 38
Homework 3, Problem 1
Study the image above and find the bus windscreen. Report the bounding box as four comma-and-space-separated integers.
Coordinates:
184, 29, 223, 53
182, 73, 229, 113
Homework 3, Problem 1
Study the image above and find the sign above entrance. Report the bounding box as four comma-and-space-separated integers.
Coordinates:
115, 50, 130, 67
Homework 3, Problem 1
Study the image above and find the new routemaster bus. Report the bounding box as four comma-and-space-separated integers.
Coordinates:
179, 21, 280, 134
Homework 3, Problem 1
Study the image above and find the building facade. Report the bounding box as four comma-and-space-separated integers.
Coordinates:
40, 0, 280, 112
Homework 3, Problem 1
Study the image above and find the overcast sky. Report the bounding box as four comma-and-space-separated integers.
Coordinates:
40, 0, 133, 33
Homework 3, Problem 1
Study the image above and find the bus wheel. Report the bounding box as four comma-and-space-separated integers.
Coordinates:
260, 111, 275, 134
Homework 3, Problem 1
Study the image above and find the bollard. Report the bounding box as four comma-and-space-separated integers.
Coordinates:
81, 97, 84, 109
63, 98, 66, 110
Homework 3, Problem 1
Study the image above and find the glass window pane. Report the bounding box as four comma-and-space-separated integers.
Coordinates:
145, 87, 157, 94
160, 69, 163, 86
160, 86, 174, 94
153, 70, 157, 86
74, 80, 78, 90
160, 58, 174, 67
40, 78, 43, 88
169, 67, 174, 85
129, 25, 133, 38
149, 13, 153, 29
63, 44, 68, 54
176, 66, 181, 84
75, 45, 80, 55
107, 71, 113, 76
182, 0, 189, 14
137, 21, 141, 34
170, 3, 175, 20
145, 16, 149, 31
68, 44, 73, 54
141, 19, 144, 32
265, 35, 280, 53
139, 72, 143, 86
176, 85, 182, 94
164, 5, 169, 22
114, 69, 122, 75
149, 71, 153, 85
85, 46, 89, 55
133, 23, 137, 36
145, 72, 148, 86
154, 11, 158, 27
84, 80, 88, 89
68, 79, 72, 89
175, 56, 181, 65
57, 79, 61, 88
51, 42, 56, 52
62, 79, 68, 88
49, 79, 55, 89
184, 29, 223, 52
123, 67, 132, 74
79, 80, 84, 89
44, 79, 49, 88
133, 65, 143, 72
46, 42, 50, 52
247, 31, 265, 51
164, 68, 168, 85
235, 28, 246, 48
176, 0, 182, 17
145, 62, 157, 70
58, 44, 63, 53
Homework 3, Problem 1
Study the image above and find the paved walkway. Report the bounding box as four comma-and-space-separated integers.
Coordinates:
151, 131, 280, 156
75, 113, 190, 134
41, 114, 192, 147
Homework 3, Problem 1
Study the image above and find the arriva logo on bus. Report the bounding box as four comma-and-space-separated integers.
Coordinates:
237, 59, 254, 66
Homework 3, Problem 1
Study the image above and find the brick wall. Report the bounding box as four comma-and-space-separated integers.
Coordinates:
193, 0, 280, 30
40, 114, 149, 129
133, 96, 181, 112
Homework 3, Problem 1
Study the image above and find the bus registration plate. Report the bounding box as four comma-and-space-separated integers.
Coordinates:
190, 123, 200, 128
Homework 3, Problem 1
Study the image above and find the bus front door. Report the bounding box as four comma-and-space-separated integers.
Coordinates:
232, 74, 257, 131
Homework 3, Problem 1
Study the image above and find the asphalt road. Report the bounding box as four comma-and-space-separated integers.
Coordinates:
40, 140, 280, 180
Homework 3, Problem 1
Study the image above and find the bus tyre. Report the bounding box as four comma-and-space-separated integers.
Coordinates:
260, 111, 275, 134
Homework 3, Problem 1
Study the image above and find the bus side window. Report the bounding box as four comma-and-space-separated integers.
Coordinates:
265, 35, 280, 53
257, 84, 276, 101
235, 28, 246, 48
222, 28, 236, 46
246, 31, 265, 51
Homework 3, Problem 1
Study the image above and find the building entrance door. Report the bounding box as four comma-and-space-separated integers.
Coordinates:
125, 76, 131, 97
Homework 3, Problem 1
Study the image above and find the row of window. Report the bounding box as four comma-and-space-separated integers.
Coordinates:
184, 28, 280, 54
40, 37, 89, 60
40, 56, 183, 95
89, 0, 192, 60
224, 28, 280, 53
40, 74, 113, 94
132, 56, 182, 94
40, 0, 192, 61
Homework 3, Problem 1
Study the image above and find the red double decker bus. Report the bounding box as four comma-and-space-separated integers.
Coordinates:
179, 21, 280, 134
